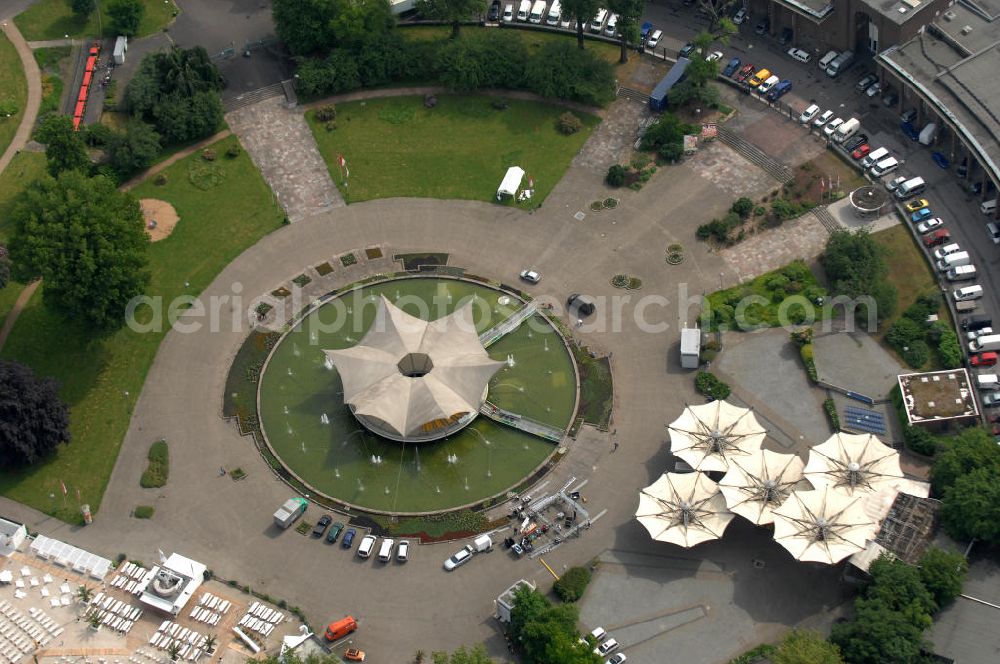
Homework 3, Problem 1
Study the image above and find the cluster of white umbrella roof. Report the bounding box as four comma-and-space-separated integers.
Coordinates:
636, 401, 904, 564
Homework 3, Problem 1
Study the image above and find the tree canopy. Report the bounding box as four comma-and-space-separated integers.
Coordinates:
608, 0, 643, 63
0, 360, 71, 466
36, 114, 90, 177
929, 426, 1000, 494
124, 47, 224, 145
820, 229, 897, 324
772, 629, 844, 664
71, 0, 96, 19
107, 120, 161, 177
509, 586, 601, 664
273, 0, 394, 55
107, 0, 145, 37
560, 0, 599, 49
8, 171, 150, 334
941, 466, 1000, 543
0, 248, 10, 290
918, 548, 968, 610
431, 645, 495, 664
830, 596, 927, 664
418, 0, 485, 38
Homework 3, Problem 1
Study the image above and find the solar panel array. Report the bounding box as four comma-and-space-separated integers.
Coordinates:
843, 406, 886, 435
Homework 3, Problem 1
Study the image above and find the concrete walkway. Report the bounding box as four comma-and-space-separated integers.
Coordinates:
26, 38, 77, 49
0, 21, 41, 176
0, 279, 39, 352
225, 96, 343, 222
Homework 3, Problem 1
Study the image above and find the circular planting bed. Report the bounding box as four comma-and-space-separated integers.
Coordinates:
256, 277, 578, 514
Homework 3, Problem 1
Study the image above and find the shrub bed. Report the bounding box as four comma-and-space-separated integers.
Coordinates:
695, 371, 731, 400
823, 398, 839, 431
553, 566, 592, 602
133, 505, 154, 519
139, 440, 169, 488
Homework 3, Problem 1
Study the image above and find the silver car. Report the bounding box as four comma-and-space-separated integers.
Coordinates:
519, 269, 541, 283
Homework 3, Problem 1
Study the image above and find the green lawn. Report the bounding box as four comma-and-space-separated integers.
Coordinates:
0, 32, 28, 159
400, 24, 621, 63
306, 95, 599, 207
34, 46, 71, 119
0, 135, 283, 521
0, 281, 27, 331
0, 151, 47, 243
15, 0, 179, 41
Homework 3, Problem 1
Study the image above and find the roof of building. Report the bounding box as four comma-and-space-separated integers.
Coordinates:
772, 0, 835, 21
139, 553, 205, 615
849, 490, 939, 571
860, 0, 940, 26
325, 296, 503, 438
880, 3, 1000, 186
896, 368, 979, 424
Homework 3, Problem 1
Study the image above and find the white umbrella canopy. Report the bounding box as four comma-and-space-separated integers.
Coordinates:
804, 432, 903, 495
635, 472, 736, 548
718, 448, 806, 525
668, 400, 766, 473
771, 485, 879, 564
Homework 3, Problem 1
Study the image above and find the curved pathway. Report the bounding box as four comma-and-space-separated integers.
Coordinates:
0, 20, 41, 175
0, 279, 38, 352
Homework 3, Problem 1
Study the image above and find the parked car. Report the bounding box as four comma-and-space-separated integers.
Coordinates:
357, 535, 377, 558
679, 43, 696, 58
905, 198, 930, 213
607, 655, 628, 664
987, 222, 1000, 245
722, 57, 741, 77
967, 327, 993, 341
787, 47, 811, 63
590, 627, 607, 641
736, 63, 756, 82
755, 18, 770, 35
865, 82, 882, 97
342, 528, 356, 549
488, 0, 501, 20
886, 175, 908, 192
883, 91, 899, 107
983, 392, 1000, 408
748, 68, 771, 86
813, 110, 834, 127
646, 29, 662, 48
932, 152, 950, 169
851, 144, 870, 160
768, 80, 793, 100
778, 27, 793, 45
312, 515, 332, 538
911, 208, 934, 223
901, 122, 920, 141
519, 269, 540, 283
843, 134, 869, 151
823, 118, 844, 136
916, 218, 944, 234
798, 104, 820, 124
706, 50, 724, 62
923, 229, 950, 247
640, 22, 653, 42
326, 521, 345, 543
900, 108, 918, 123
595, 639, 620, 656
856, 73, 877, 91
732, 7, 747, 24
971, 352, 999, 367
444, 545, 474, 571
344, 649, 366, 662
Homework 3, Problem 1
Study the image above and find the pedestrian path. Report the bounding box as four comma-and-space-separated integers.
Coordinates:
479, 301, 538, 347
225, 96, 344, 223
480, 400, 565, 443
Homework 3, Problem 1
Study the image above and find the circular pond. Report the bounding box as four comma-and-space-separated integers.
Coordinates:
257, 277, 577, 513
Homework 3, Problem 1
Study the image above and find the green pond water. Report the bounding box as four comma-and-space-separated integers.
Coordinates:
257, 278, 577, 513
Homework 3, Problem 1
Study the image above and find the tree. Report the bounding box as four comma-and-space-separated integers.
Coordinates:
608, 0, 643, 63
522, 41, 615, 106
329, 0, 396, 49
508, 586, 601, 664
830, 597, 927, 664
930, 427, 1000, 494
9, 170, 149, 334
696, 0, 739, 35
36, 114, 90, 176
273, 0, 339, 55
107, 0, 145, 37
76, 585, 93, 604
561, 0, 600, 49
820, 229, 897, 324
941, 466, 1000, 543
107, 120, 161, 177
71, 0, 96, 19
418, 0, 485, 39
772, 629, 843, 664
203, 634, 217, 654
865, 555, 936, 626
918, 548, 968, 610
0, 360, 71, 466
553, 566, 592, 602
430, 645, 495, 664
0, 249, 9, 290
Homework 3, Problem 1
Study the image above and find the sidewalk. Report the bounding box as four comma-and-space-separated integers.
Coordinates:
0, 21, 41, 176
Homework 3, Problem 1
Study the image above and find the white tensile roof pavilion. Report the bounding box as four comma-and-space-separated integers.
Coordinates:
326, 296, 503, 441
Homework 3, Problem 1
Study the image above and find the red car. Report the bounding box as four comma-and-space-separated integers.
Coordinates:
851, 144, 870, 160
736, 63, 756, 83
923, 229, 950, 247
971, 352, 999, 368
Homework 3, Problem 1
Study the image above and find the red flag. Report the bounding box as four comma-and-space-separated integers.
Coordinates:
528, 176, 534, 189
60, 481, 67, 496
337, 154, 346, 169
819, 177, 825, 191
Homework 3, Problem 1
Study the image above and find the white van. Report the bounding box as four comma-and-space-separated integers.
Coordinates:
529, 0, 545, 23
546, 0, 560, 24
502, 3, 513, 22
757, 75, 780, 94
516, 0, 531, 21
976, 374, 999, 390
954, 285, 984, 302
818, 50, 839, 70
947, 265, 977, 282
933, 243, 961, 260
982, 199, 997, 216
895, 176, 926, 199
861, 147, 889, 169
833, 118, 861, 143
590, 8, 607, 32
378, 538, 395, 562
647, 29, 662, 48
604, 13, 618, 36
357, 535, 377, 559
869, 156, 899, 177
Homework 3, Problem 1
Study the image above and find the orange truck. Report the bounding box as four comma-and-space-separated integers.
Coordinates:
324, 616, 358, 641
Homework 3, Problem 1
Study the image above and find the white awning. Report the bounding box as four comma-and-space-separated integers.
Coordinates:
496, 166, 525, 199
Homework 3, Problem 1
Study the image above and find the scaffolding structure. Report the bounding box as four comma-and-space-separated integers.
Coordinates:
873, 492, 940, 565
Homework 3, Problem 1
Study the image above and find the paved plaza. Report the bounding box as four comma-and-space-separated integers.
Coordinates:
0, 88, 875, 662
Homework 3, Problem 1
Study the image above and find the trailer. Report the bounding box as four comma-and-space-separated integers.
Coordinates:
273, 497, 308, 528
680, 327, 701, 369
113, 36, 128, 65
649, 57, 691, 112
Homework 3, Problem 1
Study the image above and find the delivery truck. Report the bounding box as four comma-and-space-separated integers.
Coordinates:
649, 57, 691, 112
936, 251, 970, 271
825, 51, 854, 77
273, 497, 308, 528
969, 334, 1000, 353
947, 265, 977, 281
